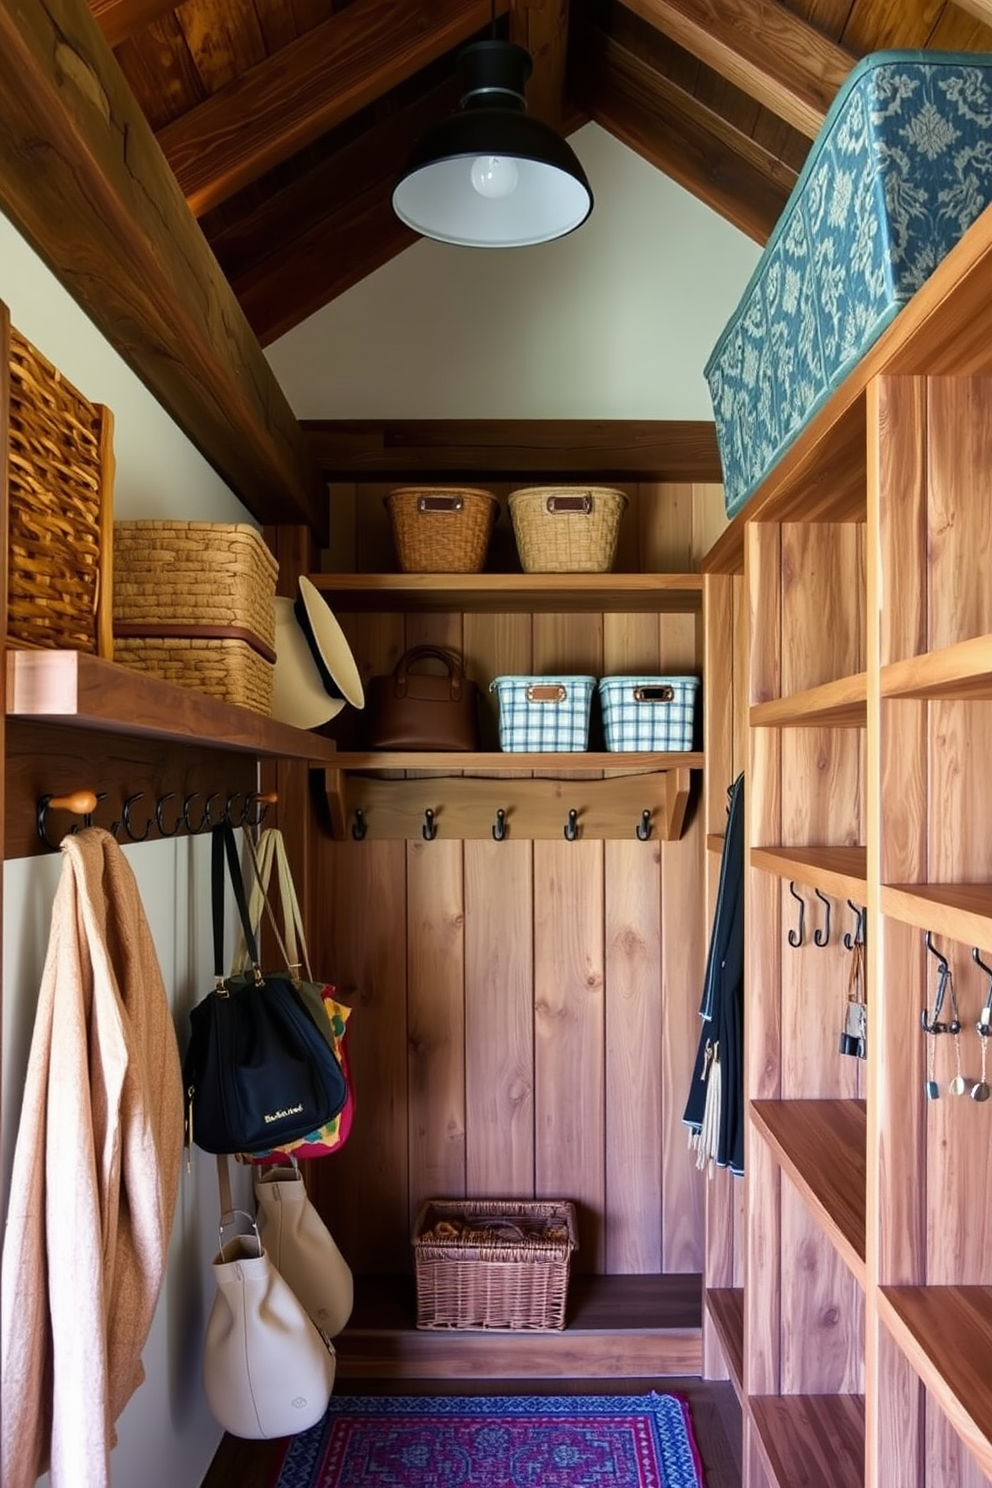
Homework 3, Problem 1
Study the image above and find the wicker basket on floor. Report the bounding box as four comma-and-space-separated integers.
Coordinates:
113, 521, 278, 713
7, 327, 115, 656
412, 1198, 578, 1331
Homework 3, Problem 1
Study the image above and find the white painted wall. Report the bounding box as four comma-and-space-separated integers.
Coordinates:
267, 122, 760, 420
0, 211, 256, 1488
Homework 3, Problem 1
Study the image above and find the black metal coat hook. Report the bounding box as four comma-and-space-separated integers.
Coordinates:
843, 901, 866, 951
121, 792, 154, 842
155, 792, 183, 837
36, 789, 100, 849
922, 931, 955, 1034
492, 808, 507, 841
422, 808, 438, 841
352, 808, 367, 841
563, 808, 579, 842
635, 810, 652, 841
787, 881, 806, 948
813, 888, 831, 947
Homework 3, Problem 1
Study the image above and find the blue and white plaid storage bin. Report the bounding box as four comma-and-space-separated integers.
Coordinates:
705, 50, 992, 519
490, 675, 597, 752
598, 675, 700, 752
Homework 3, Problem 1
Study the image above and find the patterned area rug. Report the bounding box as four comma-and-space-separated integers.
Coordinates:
269, 1392, 705, 1488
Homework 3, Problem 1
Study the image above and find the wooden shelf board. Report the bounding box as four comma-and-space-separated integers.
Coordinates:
705, 1287, 744, 1400
333, 750, 704, 772
5, 650, 338, 762
882, 635, 992, 701
882, 883, 992, 946
748, 1393, 866, 1488
878, 1286, 992, 1483
706, 832, 726, 855
750, 845, 868, 900
750, 1099, 867, 1285
336, 1272, 703, 1380
750, 673, 867, 729
310, 572, 703, 613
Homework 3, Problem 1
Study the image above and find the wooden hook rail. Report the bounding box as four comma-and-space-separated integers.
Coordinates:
35, 787, 277, 850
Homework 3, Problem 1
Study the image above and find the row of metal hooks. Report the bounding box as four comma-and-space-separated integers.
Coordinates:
36, 788, 277, 851
351, 806, 656, 842
786, 884, 866, 950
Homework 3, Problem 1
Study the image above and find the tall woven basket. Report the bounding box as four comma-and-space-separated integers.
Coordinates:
113, 521, 278, 714
7, 327, 115, 656
508, 486, 628, 573
385, 487, 498, 572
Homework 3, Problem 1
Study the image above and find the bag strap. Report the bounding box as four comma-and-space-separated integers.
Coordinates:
212, 822, 261, 984
394, 645, 463, 699
232, 829, 314, 984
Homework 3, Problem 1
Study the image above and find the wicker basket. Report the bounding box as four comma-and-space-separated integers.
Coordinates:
7, 327, 115, 656
385, 487, 498, 573
508, 486, 628, 573
112, 522, 278, 713
412, 1198, 578, 1331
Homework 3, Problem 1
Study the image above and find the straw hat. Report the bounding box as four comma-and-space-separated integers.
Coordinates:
271, 576, 364, 729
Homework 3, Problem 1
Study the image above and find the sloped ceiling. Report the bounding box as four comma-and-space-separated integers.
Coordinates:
93, 0, 992, 345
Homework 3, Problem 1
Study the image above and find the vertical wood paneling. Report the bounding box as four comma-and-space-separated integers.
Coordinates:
312, 837, 409, 1273
534, 838, 606, 1274
464, 838, 534, 1197
779, 1188, 863, 1392
605, 837, 663, 1273
326, 481, 358, 571
406, 838, 466, 1223
927, 378, 992, 650
640, 482, 695, 571
693, 482, 730, 562
463, 611, 532, 750
926, 1398, 988, 1488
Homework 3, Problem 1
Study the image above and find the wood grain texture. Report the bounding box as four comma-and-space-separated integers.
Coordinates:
882, 634, 992, 701
534, 838, 606, 1275
508, 0, 568, 130
313, 573, 703, 613
0, 0, 324, 535
706, 1287, 744, 1398
605, 838, 663, 1272
750, 674, 867, 728
750, 845, 868, 900
927, 379, 992, 652
464, 838, 534, 1197
779, 1180, 864, 1394
749, 1393, 865, 1488
867, 1313, 924, 1488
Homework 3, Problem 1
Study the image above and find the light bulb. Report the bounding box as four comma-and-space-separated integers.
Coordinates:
470, 155, 519, 199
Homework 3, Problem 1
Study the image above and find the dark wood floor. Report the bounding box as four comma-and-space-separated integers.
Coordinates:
202, 1375, 743, 1488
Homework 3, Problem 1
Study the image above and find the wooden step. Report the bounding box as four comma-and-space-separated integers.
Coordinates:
336, 1273, 703, 1380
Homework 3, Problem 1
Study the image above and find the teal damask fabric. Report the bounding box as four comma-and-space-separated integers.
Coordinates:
705, 51, 992, 519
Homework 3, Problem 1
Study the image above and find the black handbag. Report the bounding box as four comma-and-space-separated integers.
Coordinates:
183, 823, 348, 1156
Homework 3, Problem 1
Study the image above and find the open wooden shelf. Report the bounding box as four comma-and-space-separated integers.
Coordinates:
309, 572, 703, 613
748, 1393, 865, 1488
750, 845, 868, 901
332, 750, 703, 771
335, 1273, 703, 1380
877, 1286, 992, 1483
706, 832, 726, 855
750, 1099, 867, 1285
705, 1287, 744, 1400
5, 649, 338, 762
750, 673, 867, 729
882, 635, 992, 701
882, 882, 992, 947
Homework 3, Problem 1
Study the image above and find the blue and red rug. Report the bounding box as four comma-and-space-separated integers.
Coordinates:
269, 1392, 705, 1488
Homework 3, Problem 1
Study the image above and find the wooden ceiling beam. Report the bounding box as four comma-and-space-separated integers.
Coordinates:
302, 420, 722, 480
570, 23, 793, 244
88, 0, 177, 49
510, 0, 570, 130
158, 0, 509, 217
617, 0, 855, 138
0, 0, 326, 538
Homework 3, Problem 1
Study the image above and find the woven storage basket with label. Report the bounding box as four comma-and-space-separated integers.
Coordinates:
598, 675, 700, 752
508, 487, 627, 573
490, 675, 596, 752
7, 326, 115, 657
112, 521, 278, 714
412, 1198, 578, 1331
385, 487, 498, 572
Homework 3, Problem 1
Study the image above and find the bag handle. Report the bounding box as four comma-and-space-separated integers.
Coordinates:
232, 829, 314, 985
212, 822, 261, 986
393, 645, 464, 701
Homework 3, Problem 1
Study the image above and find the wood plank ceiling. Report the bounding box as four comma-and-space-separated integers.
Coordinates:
76, 0, 992, 348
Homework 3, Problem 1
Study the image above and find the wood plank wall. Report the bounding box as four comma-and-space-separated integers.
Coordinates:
309, 481, 726, 1279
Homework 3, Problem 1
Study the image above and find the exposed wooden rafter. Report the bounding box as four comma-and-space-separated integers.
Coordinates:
157, 0, 511, 217
617, 0, 856, 138
570, 22, 794, 244
88, 0, 176, 48
510, 0, 570, 129
0, 0, 326, 538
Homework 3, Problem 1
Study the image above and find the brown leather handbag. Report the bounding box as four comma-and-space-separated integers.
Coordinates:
366, 646, 480, 751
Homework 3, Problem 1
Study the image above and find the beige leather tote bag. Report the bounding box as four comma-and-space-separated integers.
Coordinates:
255, 1162, 354, 1339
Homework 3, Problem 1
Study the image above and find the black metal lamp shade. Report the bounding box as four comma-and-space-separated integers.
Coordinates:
392, 40, 593, 248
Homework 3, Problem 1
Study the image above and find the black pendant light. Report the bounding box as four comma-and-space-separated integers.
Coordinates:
392, 39, 593, 248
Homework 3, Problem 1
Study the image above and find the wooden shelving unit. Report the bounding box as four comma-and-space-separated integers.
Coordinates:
308, 571, 702, 613
705, 1287, 744, 1399
700, 189, 992, 1488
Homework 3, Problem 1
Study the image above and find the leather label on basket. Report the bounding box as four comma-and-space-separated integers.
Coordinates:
545, 494, 592, 515
634, 685, 675, 703
112, 621, 277, 665
526, 684, 567, 704
418, 495, 463, 513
